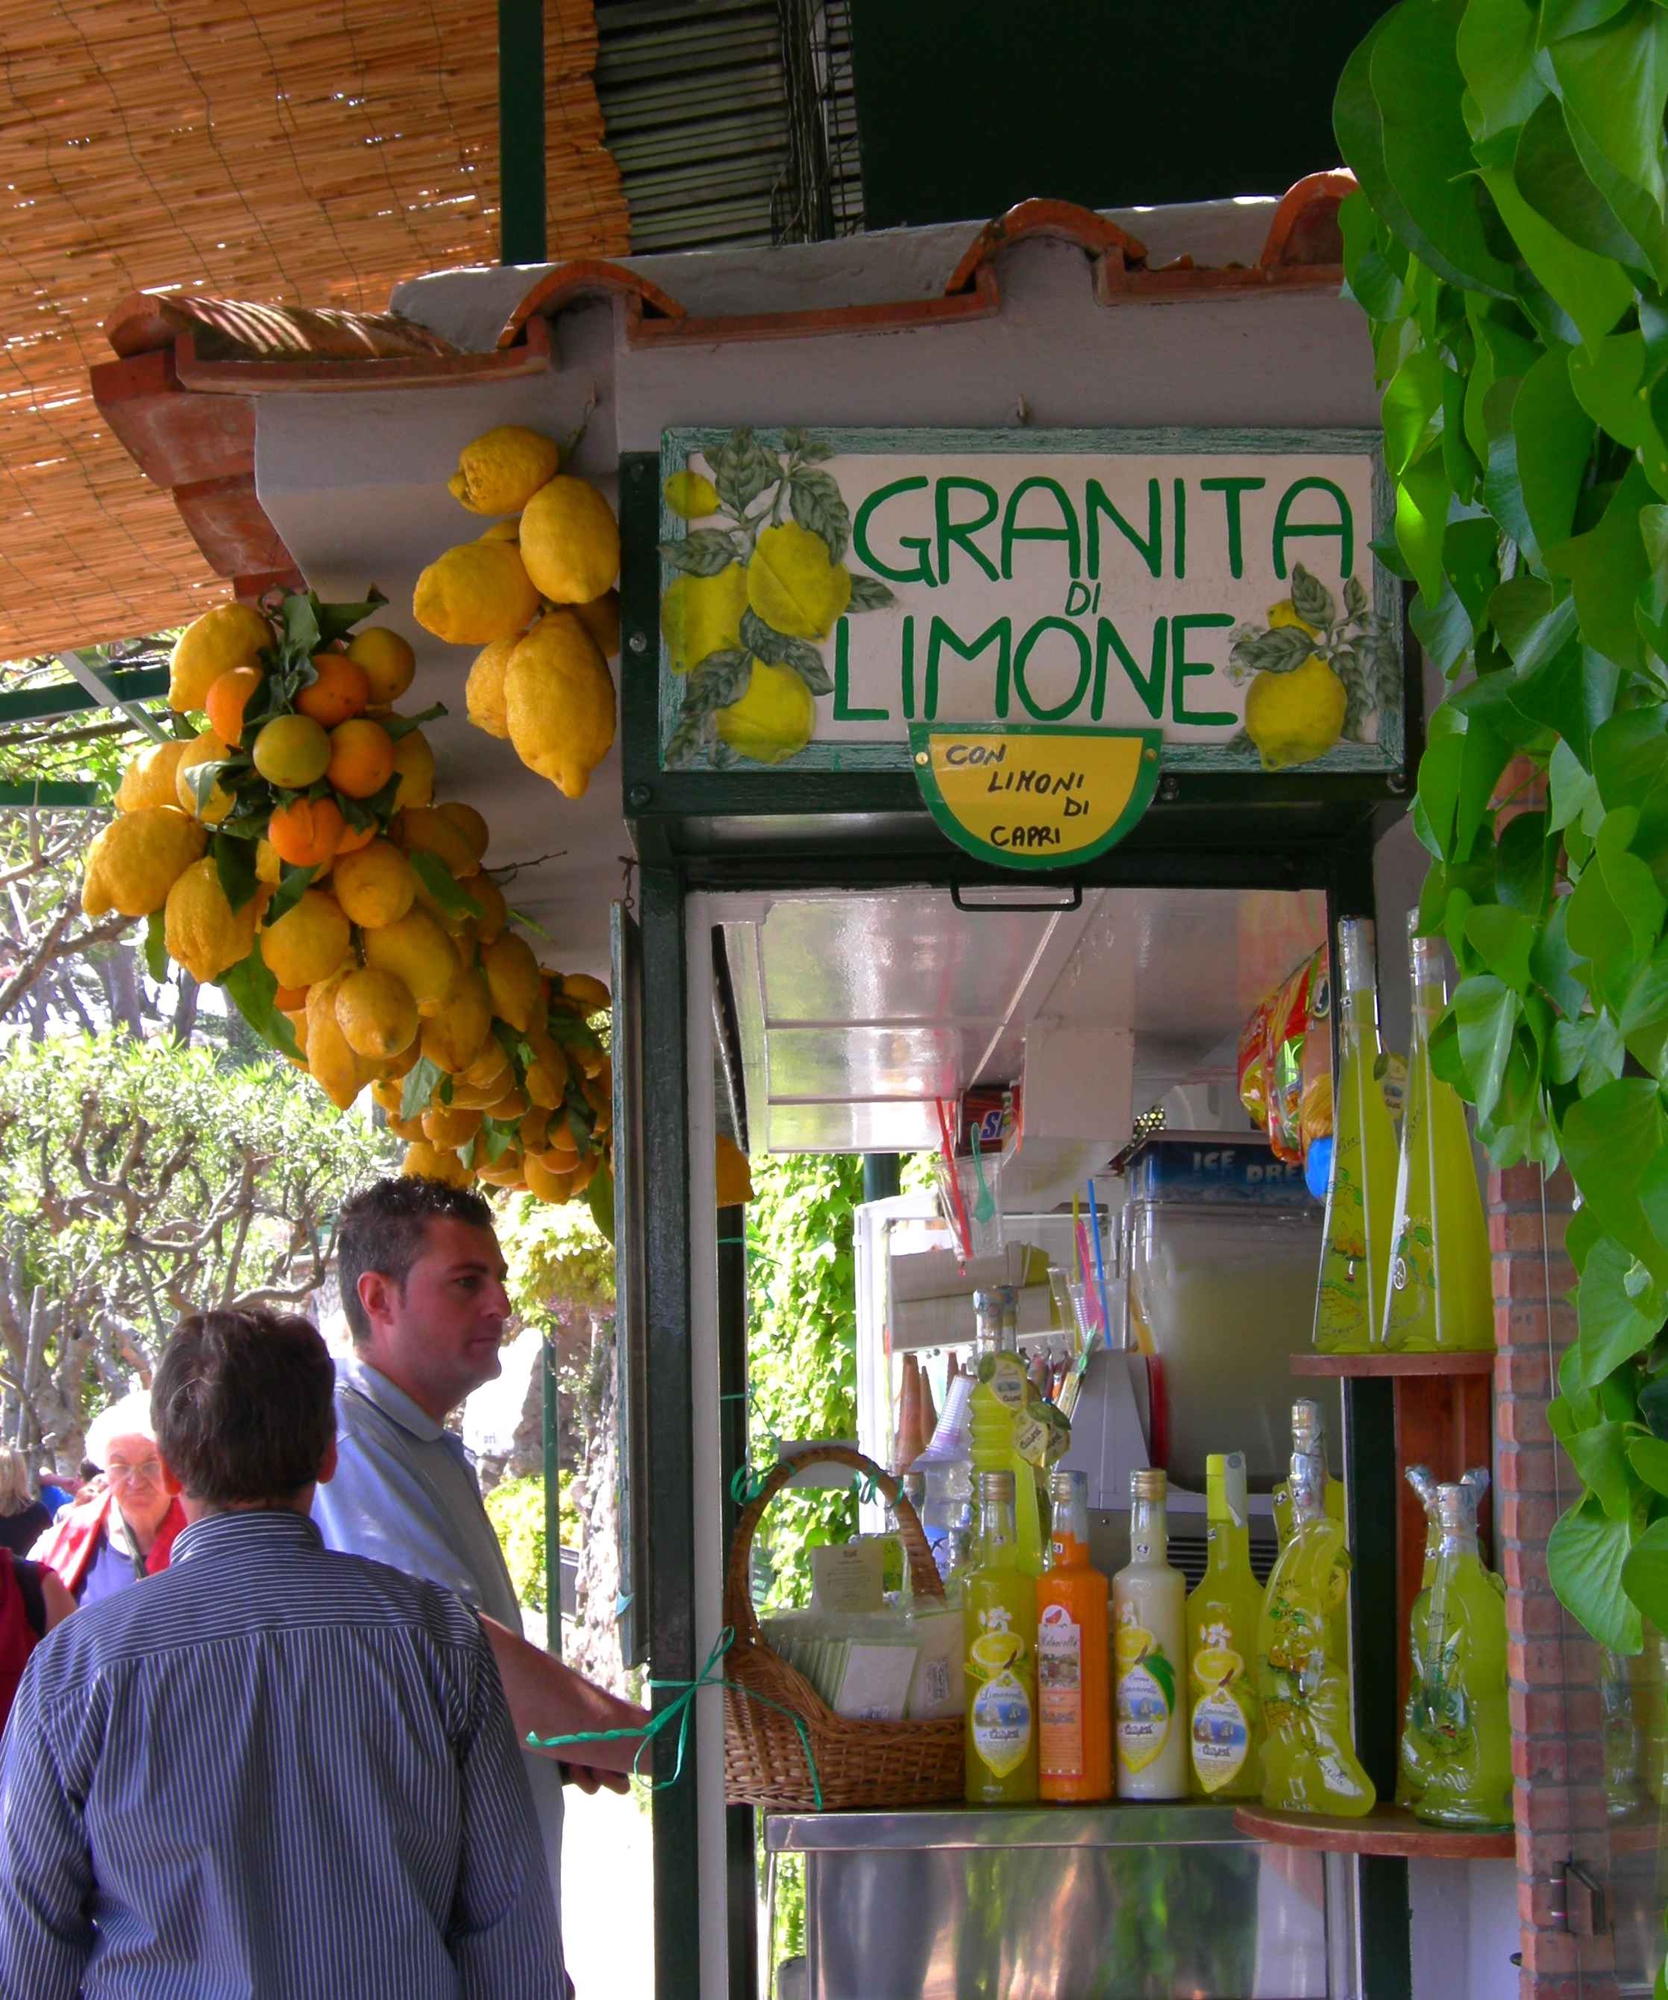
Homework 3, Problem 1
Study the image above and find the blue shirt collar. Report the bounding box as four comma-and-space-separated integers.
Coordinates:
336, 1352, 446, 1444
172, 1509, 322, 1565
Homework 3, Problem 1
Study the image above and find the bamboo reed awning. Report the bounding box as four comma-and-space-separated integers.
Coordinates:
1, 0, 629, 661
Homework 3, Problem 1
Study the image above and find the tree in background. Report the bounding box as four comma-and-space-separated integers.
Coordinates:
0, 1030, 396, 1457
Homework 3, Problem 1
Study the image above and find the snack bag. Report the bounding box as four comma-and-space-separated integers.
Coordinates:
1266, 957, 1312, 1166
1299, 948, 1334, 1151
1238, 997, 1274, 1132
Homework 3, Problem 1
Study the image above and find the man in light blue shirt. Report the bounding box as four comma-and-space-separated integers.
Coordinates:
0, 1306, 564, 1999
313, 1176, 646, 1924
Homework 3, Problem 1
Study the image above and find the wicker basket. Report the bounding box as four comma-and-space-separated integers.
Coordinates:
722, 1444, 966, 1811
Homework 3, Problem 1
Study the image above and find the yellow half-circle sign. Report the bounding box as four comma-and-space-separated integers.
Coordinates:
909, 724, 1162, 871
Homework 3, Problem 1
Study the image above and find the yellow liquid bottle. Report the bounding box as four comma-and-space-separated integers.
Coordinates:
1410, 1484, 1512, 1829
969, 1287, 1043, 1577
964, 1469, 1039, 1804
1114, 1469, 1189, 1800
1314, 919, 1398, 1353
1186, 1451, 1265, 1799
1257, 1442, 1375, 1817
1272, 1399, 1347, 1553
1384, 919, 1493, 1352
1396, 1464, 1440, 1807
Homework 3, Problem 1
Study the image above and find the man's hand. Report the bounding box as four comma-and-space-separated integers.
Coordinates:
561, 1764, 632, 1795
479, 1615, 650, 1775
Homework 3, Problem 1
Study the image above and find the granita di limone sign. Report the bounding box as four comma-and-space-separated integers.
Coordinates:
656, 427, 1402, 858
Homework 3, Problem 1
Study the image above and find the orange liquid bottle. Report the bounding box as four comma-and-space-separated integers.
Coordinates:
1037, 1467, 1112, 1802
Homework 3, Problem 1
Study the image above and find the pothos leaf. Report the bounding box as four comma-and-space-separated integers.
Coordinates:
219, 947, 299, 1060
401, 1054, 446, 1125
143, 911, 169, 984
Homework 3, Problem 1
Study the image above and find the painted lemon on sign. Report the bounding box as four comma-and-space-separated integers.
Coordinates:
747, 522, 852, 639
663, 563, 748, 674
715, 660, 815, 765
1244, 654, 1348, 771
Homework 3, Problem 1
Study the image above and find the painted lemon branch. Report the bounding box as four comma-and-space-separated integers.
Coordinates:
660, 427, 896, 768
1334, 0, 1668, 1656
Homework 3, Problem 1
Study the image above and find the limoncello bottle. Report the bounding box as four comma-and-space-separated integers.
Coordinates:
1258, 1439, 1375, 1816
1037, 1468, 1112, 1803
1272, 1400, 1346, 1549
1384, 918, 1493, 1351
1314, 919, 1398, 1352
1114, 1469, 1188, 1799
1409, 1482, 1511, 1828
964, 1470, 1039, 1803
969, 1288, 1044, 1576
1186, 1450, 1264, 1799
1400, 1465, 1490, 1805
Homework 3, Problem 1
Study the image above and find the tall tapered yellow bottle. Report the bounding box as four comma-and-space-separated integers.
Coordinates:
1314, 919, 1398, 1353
1186, 1451, 1264, 1799
1383, 918, 1493, 1351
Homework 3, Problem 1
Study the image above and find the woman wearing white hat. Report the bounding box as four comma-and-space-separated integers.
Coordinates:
32, 1391, 184, 1604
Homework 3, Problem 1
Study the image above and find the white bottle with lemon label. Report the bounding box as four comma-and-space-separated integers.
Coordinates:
1114, 1467, 1188, 1800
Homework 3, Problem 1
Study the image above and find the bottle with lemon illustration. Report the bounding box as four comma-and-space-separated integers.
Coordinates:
1313, 918, 1397, 1353
964, 1470, 1039, 1804
969, 1287, 1044, 1577
1186, 1451, 1264, 1799
1408, 1482, 1511, 1829
1257, 1438, 1374, 1817
1037, 1468, 1112, 1803
1114, 1469, 1188, 1800
1383, 918, 1493, 1352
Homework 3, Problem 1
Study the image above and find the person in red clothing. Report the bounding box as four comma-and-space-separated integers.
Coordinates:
0, 1548, 73, 1730
32, 1392, 184, 1605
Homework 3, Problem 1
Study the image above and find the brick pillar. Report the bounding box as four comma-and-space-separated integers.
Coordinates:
1492, 1163, 1620, 1999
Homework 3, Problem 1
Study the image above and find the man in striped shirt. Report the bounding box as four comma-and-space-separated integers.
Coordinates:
0, 1307, 566, 1999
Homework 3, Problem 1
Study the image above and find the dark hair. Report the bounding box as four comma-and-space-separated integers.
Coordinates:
336, 1176, 495, 1345
152, 1309, 335, 1505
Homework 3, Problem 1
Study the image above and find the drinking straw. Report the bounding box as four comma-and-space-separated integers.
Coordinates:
1086, 1177, 1114, 1350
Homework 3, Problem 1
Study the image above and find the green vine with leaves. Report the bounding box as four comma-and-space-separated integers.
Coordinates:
1336, 0, 1668, 1654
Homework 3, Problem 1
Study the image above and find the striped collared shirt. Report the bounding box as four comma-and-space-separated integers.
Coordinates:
0, 1508, 565, 2000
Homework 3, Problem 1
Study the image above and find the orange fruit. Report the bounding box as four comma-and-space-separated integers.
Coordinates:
335, 819, 377, 855
346, 627, 417, 704
252, 714, 332, 789
327, 718, 397, 800
296, 653, 371, 728
204, 666, 265, 749
436, 802, 489, 865
266, 796, 346, 869
389, 729, 435, 810
272, 983, 311, 1011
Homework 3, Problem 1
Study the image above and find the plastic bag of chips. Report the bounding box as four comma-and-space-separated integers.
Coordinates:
1238, 996, 1273, 1132
1265, 956, 1313, 1165
1299, 947, 1334, 1150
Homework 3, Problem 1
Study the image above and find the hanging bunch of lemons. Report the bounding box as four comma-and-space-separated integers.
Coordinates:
86, 588, 615, 1227
412, 424, 621, 802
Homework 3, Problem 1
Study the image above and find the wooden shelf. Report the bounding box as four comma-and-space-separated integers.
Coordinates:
1234, 1801, 1514, 1860
1291, 1351, 1494, 1378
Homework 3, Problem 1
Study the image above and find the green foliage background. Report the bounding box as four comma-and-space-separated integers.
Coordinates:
1336, 0, 1668, 1657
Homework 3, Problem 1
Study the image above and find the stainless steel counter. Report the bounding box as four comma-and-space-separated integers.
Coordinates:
764, 1804, 1353, 2000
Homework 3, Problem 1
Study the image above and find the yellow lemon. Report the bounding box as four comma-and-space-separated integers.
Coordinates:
115, 739, 189, 814
361, 906, 461, 1015
662, 563, 747, 674
175, 731, 239, 824
477, 519, 520, 544
331, 840, 417, 930
395, 805, 478, 880
448, 426, 561, 516
390, 728, 436, 810
436, 803, 489, 866
714, 659, 814, 765
1268, 599, 1320, 639
345, 626, 417, 704
334, 967, 419, 1060
460, 871, 506, 943
303, 974, 371, 1110
482, 931, 542, 1032
421, 968, 494, 1074
81, 807, 208, 919
168, 603, 272, 713
1114, 1626, 1153, 1669
465, 638, 516, 738
664, 470, 719, 518
255, 839, 283, 887
422, 1103, 483, 1148
518, 476, 621, 605
251, 714, 332, 790
572, 589, 622, 661
970, 1630, 1021, 1673
400, 1140, 472, 1188
524, 1154, 575, 1204
260, 889, 351, 991
413, 541, 541, 646
1244, 654, 1347, 772
164, 857, 259, 984
747, 522, 850, 639
504, 613, 617, 800
561, 972, 611, 1014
